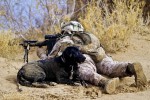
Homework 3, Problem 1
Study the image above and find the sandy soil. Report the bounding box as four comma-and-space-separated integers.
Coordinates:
0, 33, 150, 100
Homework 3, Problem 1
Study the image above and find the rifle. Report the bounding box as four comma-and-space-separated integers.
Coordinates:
19, 33, 66, 63
44, 34, 63, 54
20, 40, 37, 63
44, 33, 62, 40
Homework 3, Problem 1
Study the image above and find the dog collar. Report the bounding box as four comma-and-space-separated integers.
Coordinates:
69, 65, 74, 80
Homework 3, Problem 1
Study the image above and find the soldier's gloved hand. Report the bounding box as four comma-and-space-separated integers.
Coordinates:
73, 82, 82, 86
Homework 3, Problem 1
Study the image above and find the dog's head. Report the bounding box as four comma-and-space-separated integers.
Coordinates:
61, 46, 86, 66
60, 46, 85, 82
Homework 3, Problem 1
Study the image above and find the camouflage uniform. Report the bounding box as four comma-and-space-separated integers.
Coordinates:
48, 36, 74, 58
37, 21, 147, 94
47, 35, 101, 85
96, 56, 129, 78
37, 47, 47, 60
48, 31, 128, 80
78, 54, 103, 86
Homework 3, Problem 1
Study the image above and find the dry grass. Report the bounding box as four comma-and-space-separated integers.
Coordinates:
79, 0, 150, 52
0, 31, 21, 59
0, 0, 150, 59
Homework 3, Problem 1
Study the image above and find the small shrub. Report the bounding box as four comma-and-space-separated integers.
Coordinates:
0, 31, 21, 59
79, 0, 149, 52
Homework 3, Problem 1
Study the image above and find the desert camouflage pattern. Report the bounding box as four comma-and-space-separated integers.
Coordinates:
37, 47, 47, 60
71, 32, 106, 63
78, 54, 104, 85
47, 32, 130, 86
96, 56, 129, 78
48, 36, 74, 59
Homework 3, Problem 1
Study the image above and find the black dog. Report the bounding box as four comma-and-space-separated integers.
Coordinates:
17, 46, 86, 90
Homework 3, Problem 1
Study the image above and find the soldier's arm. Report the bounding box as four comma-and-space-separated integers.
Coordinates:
73, 43, 93, 54
47, 36, 74, 59
47, 41, 61, 59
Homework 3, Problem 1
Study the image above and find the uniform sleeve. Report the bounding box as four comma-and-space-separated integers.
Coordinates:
47, 40, 61, 58
73, 33, 106, 62
48, 36, 74, 59
72, 42, 94, 54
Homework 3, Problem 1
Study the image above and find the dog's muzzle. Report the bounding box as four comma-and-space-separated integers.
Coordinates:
76, 55, 86, 63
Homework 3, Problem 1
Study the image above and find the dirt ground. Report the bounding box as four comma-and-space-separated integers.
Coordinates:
0, 33, 150, 100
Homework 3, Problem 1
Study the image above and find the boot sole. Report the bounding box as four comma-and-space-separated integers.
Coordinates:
133, 62, 147, 87
104, 78, 119, 94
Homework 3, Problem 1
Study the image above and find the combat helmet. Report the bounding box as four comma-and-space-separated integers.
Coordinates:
61, 21, 84, 32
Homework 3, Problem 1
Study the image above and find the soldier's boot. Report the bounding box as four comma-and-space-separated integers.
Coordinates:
99, 77, 119, 94
126, 62, 147, 87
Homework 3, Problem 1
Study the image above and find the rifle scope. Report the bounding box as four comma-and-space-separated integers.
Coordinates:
45, 35, 59, 40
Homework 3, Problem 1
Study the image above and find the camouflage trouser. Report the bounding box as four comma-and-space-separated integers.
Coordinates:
78, 54, 129, 86
96, 55, 129, 78
36, 36, 130, 86
78, 54, 104, 85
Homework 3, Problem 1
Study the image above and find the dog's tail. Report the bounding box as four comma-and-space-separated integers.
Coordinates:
16, 82, 22, 92
17, 69, 33, 92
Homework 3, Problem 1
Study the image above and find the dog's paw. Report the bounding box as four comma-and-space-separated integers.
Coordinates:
73, 82, 82, 86
48, 82, 57, 86
81, 81, 88, 88
32, 82, 49, 88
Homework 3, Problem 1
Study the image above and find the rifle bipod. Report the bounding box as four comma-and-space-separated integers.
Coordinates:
20, 40, 37, 63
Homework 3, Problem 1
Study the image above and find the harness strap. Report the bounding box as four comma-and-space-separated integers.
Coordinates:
69, 65, 74, 80
61, 56, 66, 63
